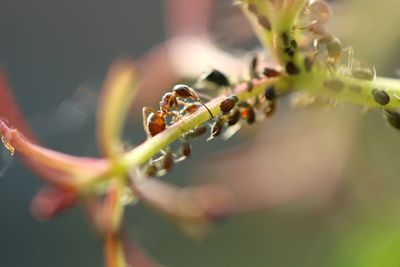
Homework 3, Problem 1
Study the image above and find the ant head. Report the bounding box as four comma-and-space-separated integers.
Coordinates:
173, 84, 196, 98
309, 0, 332, 25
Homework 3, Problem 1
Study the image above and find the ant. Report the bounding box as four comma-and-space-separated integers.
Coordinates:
143, 84, 213, 138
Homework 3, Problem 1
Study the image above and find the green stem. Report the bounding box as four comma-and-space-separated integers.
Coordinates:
80, 70, 400, 195
119, 77, 281, 169
292, 70, 400, 109
81, 0, 400, 194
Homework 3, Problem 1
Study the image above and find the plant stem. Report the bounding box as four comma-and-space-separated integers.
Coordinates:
119, 77, 280, 169
78, 69, 400, 194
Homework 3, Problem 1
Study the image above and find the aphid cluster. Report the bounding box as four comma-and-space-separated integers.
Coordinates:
300, 0, 340, 64
208, 61, 280, 141
140, 58, 282, 177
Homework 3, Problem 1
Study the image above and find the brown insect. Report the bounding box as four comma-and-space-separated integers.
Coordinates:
250, 55, 260, 79
220, 95, 239, 114
264, 85, 276, 101
142, 107, 167, 138
227, 109, 240, 126
246, 107, 256, 125
161, 151, 174, 171
143, 163, 158, 177
186, 125, 208, 139
263, 67, 281, 78
181, 141, 192, 157
143, 84, 213, 138
264, 102, 277, 117
208, 118, 225, 141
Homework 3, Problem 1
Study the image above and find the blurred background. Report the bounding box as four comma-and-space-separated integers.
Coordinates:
2, 0, 400, 266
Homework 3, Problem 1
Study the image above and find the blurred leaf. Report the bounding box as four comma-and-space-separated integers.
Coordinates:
30, 187, 77, 220
97, 58, 138, 158
0, 119, 109, 189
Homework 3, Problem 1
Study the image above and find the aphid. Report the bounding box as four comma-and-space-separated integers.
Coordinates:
246, 107, 256, 124
291, 39, 298, 49
246, 81, 254, 92
323, 79, 344, 92
284, 47, 295, 57
264, 85, 276, 101
186, 125, 208, 139
326, 38, 342, 63
220, 95, 239, 114
198, 69, 230, 89
228, 109, 240, 126
282, 32, 289, 47
304, 56, 314, 72
258, 16, 271, 31
247, 3, 258, 15
161, 151, 174, 171
237, 101, 250, 109
264, 102, 277, 117
263, 67, 281, 78
239, 103, 254, 122
172, 84, 214, 118
250, 55, 259, 79
143, 107, 167, 137
351, 68, 375, 81
383, 109, 400, 130
181, 142, 191, 157
208, 118, 225, 140
372, 89, 390, 106
286, 61, 300, 75
143, 163, 158, 177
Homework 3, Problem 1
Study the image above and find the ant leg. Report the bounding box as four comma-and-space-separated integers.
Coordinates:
186, 89, 214, 118
372, 65, 377, 80
321, 58, 335, 75
342, 46, 354, 75
174, 85, 214, 118
199, 99, 214, 118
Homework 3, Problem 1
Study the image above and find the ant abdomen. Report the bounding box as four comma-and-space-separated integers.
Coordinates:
145, 111, 166, 137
